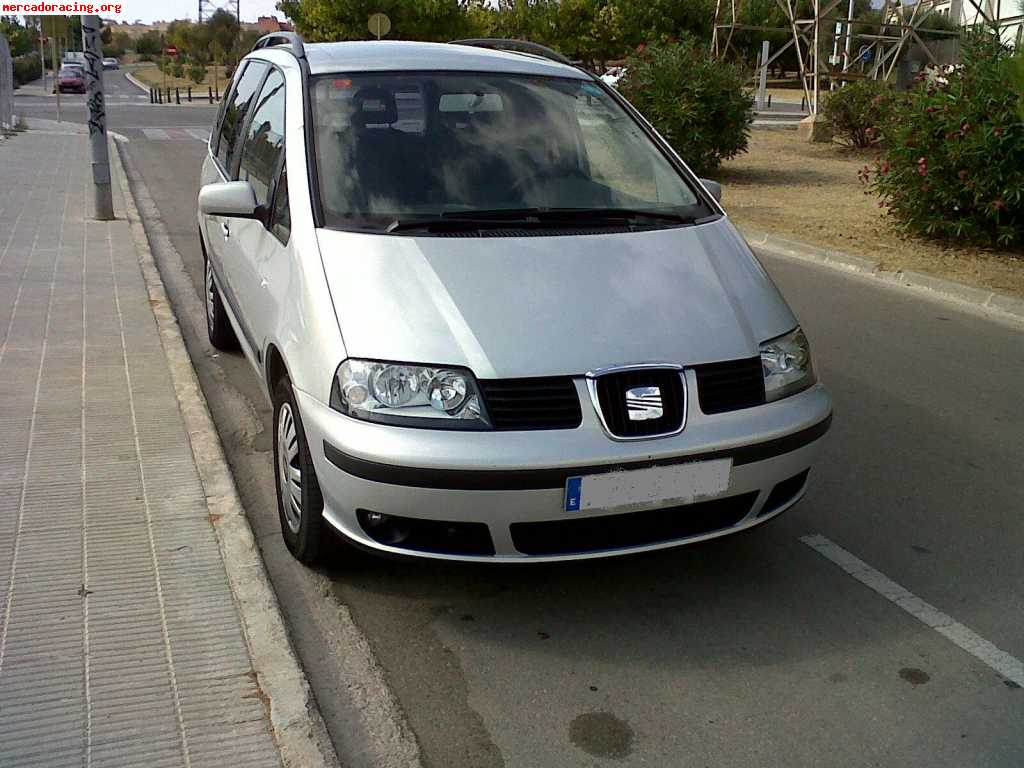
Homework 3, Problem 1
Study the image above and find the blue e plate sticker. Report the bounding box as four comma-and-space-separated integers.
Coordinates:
564, 477, 583, 512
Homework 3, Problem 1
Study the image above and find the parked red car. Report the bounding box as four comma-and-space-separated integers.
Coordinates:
58, 66, 86, 94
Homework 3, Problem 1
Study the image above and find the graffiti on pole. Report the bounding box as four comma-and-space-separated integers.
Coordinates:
81, 18, 106, 139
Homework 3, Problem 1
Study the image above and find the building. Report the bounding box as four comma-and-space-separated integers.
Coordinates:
903, 0, 1022, 44
255, 16, 293, 33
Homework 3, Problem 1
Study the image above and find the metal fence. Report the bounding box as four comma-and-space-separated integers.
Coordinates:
0, 35, 14, 135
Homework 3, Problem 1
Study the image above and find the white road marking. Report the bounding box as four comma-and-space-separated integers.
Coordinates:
801, 534, 1024, 687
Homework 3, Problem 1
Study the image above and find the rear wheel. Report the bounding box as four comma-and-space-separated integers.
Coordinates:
273, 376, 326, 564
204, 252, 239, 351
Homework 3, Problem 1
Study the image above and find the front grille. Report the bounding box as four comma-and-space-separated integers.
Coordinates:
478, 377, 582, 431
593, 369, 685, 438
510, 492, 758, 555
693, 357, 766, 414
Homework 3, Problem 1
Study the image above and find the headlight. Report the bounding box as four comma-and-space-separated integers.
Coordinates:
330, 359, 489, 428
760, 327, 816, 402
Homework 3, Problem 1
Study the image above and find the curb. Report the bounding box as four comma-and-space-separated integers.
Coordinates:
123, 69, 151, 94
109, 135, 341, 768
741, 227, 1024, 322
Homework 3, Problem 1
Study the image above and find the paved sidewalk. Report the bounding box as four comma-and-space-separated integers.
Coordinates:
0, 131, 283, 765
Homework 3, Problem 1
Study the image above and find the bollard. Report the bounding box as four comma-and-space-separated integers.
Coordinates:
768, 94, 772, 108
166, 87, 171, 104
150, 87, 154, 104
208, 86, 213, 104
187, 86, 191, 102
175, 87, 180, 105
157, 88, 162, 104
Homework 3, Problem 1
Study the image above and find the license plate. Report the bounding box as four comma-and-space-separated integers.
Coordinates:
564, 459, 732, 512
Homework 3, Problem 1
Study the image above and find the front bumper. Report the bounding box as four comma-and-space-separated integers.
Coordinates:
296, 377, 832, 562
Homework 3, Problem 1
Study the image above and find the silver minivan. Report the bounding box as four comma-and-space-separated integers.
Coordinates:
197, 34, 832, 564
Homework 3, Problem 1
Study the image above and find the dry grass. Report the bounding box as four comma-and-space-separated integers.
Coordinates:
130, 63, 231, 93
717, 129, 1024, 299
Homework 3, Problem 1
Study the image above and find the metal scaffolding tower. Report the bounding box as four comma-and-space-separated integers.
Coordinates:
711, 0, 1016, 121
199, 0, 240, 24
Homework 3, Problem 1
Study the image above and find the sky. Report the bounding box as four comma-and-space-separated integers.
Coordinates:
115, 0, 286, 23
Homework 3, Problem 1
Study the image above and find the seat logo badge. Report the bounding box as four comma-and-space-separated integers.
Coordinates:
625, 386, 663, 421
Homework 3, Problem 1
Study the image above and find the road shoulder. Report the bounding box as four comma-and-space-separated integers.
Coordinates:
743, 225, 1024, 323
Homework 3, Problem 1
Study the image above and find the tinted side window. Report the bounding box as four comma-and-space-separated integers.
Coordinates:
216, 61, 268, 176
237, 69, 285, 210
270, 161, 290, 244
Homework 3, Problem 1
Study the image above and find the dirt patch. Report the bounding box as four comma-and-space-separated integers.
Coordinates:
716, 129, 1024, 299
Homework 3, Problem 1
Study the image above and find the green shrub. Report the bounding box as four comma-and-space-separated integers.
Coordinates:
138, 53, 154, 62
867, 31, 1024, 247
12, 53, 42, 86
618, 39, 753, 176
188, 64, 206, 85
171, 61, 185, 79
823, 79, 896, 148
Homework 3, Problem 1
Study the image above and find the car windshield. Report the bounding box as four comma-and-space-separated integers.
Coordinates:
60, 68, 79, 76
311, 72, 708, 232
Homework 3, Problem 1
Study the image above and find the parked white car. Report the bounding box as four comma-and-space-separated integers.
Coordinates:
197, 34, 831, 565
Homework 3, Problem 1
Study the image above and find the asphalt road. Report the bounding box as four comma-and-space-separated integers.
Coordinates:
17, 76, 1024, 767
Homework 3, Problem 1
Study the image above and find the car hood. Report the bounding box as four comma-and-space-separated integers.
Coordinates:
315, 217, 797, 379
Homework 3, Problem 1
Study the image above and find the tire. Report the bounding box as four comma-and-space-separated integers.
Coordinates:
204, 252, 239, 351
273, 376, 326, 564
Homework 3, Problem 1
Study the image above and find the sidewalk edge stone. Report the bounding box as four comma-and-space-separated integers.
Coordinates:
740, 226, 1024, 322
124, 69, 151, 94
109, 136, 341, 768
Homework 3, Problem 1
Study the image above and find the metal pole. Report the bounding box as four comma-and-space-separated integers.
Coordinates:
843, 0, 856, 70
757, 40, 770, 110
812, 0, 821, 116
38, 23, 46, 94
81, 15, 114, 221
51, 29, 61, 122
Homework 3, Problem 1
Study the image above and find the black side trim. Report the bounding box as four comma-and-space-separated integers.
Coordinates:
323, 413, 832, 491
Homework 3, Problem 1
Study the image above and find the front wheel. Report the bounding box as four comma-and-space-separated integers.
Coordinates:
273, 377, 326, 564
204, 252, 239, 351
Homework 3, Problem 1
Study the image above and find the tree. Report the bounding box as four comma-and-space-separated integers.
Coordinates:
207, 8, 242, 63
136, 29, 164, 55
280, 0, 478, 42
0, 16, 35, 57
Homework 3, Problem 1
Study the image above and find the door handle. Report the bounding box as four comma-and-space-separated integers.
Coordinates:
221, 221, 231, 239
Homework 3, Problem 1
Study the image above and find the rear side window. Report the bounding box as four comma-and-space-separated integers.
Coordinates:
238, 69, 286, 210
216, 61, 268, 176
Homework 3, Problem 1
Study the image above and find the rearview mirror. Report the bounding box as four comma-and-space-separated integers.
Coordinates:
199, 181, 259, 219
700, 179, 722, 204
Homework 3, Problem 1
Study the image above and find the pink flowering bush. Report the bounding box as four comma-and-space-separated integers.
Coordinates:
823, 79, 896, 148
867, 31, 1024, 247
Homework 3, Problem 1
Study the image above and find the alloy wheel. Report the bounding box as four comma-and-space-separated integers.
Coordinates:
277, 402, 303, 534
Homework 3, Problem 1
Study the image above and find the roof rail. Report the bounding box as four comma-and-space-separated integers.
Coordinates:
252, 31, 306, 60
450, 38, 573, 66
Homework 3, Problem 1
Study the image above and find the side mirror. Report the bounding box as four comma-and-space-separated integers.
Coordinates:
701, 179, 722, 204
199, 181, 259, 219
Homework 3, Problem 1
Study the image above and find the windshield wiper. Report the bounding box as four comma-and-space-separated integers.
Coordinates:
444, 207, 704, 225
384, 207, 713, 234
385, 216, 529, 234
